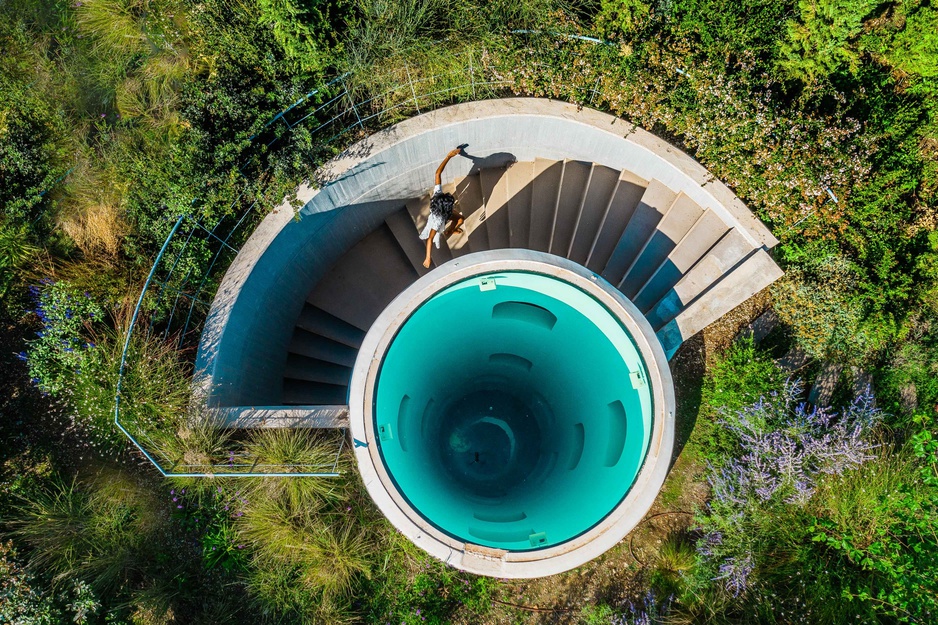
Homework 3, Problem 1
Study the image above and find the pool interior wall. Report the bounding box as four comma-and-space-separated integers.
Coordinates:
374, 272, 653, 551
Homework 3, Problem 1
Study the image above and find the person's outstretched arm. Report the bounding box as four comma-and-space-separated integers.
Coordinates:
435, 147, 463, 186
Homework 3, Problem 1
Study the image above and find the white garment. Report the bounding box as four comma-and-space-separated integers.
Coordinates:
419, 184, 446, 248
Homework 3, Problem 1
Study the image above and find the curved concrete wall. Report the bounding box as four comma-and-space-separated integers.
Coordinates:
196, 98, 776, 406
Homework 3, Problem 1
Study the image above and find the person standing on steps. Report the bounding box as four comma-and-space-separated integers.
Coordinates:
421, 147, 466, 268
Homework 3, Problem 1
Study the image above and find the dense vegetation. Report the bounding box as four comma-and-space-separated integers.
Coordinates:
1, 0, 936, 623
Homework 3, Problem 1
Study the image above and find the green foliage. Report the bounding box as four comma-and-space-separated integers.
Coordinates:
865, 3, 938, 78
0, 222, 38, 301
169, 484, 249, 572
361, 541, 496, 624
7, 472, 156, 594
256, 0, 347, 73
778, 0, 880, 83
772, 258, 878, 363
695, 337, 786, 462
578, 602, 616, 624
0, 541, 101, 625
24, 280, 105, 397
810, 433, 938, 622
595, 0, 651, 38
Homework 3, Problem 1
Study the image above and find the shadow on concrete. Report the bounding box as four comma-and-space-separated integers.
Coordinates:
668, 333, 706, 468
461, 150, 517, 174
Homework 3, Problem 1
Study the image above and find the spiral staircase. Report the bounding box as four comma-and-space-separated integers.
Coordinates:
283, 157, 781, 406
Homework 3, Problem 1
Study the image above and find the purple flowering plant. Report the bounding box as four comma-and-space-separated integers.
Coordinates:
697, 380, 881, 597
24, 280, 103, 396
169, 485, 249, 571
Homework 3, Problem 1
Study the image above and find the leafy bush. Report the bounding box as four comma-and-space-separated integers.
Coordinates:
810, 430, 938, 622
680, 381, 938, 623
0, 541, 100, 625
361, 543, 496, 625
7, 472, 157, 593
695, 337, 787, 462
24, 280, 104, 397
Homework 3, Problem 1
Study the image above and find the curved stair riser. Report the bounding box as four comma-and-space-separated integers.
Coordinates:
281, 159, 782, 405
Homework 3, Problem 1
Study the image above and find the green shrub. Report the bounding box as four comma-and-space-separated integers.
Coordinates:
24, 280, 104, 397
810, 431, 938, 623
7, 472, 158, 594
695, 336, 786, 463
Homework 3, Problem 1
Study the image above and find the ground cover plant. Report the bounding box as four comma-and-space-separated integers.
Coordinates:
1, 0, 937, 623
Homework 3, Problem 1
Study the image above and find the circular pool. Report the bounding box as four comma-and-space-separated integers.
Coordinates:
350, 250, 674, 577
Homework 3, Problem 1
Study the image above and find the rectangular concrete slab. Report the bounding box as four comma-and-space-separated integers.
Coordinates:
448, 174, 484, 257
505, 161, 535, 248
602, 180, 676, 286
633, 209, 729, 312
307, 225, 419, 331
283, 378, 348, 405
385, 207, 434, 274
568, 164, 620, 265
481, 166, 511, 250
620, 193, 705, 297
284, 352, 353, 386
646, 228, 755, 329
808, 362, 843, 406
529, 158, 563, 252
549, 160, 590, 257
585, 171, 647, 274
217, 405, 349, 428
295, 304, 366, 349
289, 328, 359, 367
657, 250, 784, 357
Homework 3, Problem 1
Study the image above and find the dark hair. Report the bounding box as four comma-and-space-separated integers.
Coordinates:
430, 192, 455, 221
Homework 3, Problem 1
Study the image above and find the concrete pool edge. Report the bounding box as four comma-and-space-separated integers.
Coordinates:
349, 249, 676, 578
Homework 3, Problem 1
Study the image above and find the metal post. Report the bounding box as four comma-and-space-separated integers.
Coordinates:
343, 77, 363, 128
470, 51, 476, 100
406, 66, 421, 114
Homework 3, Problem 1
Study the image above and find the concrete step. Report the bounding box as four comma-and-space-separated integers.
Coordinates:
306, 224, 419, 330
216, 405, 349, 429
283, 379, 348, 405
620, 193, 705, 297
295, 304, 366, 349
504, 161, 535, 248
448, 173, 484, 258
567, 164, 620, 265
385, 207, 433, 275
777, 346, 810, 373
735, 309, 780, 344
809, 362, 843, 407
585, 170, 647, 274
601, 180, 677, 287
284, 352, 353, 386
481, 166, 511, 250
528, 158, 563, 253
656, 249, 784, 358
289, 327, 359, 368
645, 228, 755, 329
549, 160, 591, 257
632, 210, 729, 312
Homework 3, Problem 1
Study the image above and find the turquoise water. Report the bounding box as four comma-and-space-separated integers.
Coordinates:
374, 272, 653, 551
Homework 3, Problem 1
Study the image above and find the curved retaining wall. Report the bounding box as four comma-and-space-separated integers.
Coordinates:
196, 98, 777, 407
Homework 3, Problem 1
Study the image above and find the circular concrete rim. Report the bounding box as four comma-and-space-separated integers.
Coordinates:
349, 249, 675, 578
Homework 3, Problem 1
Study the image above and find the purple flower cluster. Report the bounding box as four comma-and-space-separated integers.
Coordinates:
611, 589, 671, 625
712, 380, 879, 508
713, 555, 753, 597
700, 380, 881, 596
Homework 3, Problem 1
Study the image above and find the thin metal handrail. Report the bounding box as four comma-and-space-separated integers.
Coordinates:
114, 34, 600, 477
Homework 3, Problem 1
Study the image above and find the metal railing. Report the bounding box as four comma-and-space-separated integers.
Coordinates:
114, 56, 515, 477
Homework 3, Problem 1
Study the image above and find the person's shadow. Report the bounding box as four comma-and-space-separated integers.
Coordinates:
460, 149, 517, 175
